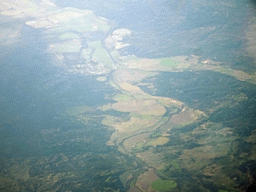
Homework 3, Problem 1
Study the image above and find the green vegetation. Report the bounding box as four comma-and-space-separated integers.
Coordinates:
231, 93, 248, 103
111, 50, 121, 61
160, 58, 178, 67
133, 142, 144, 152
218, 188, 241, 192
151, 179, 177, 191
213, 67, 256, 84
146, 116, 169, 133
44, 24, 74, 34
59, 32, 80, 40
80, 48, 93, 60
89, 41, 114, 67
66, 15, 110, 33
248, 75, 256, 84
147, 137, 169, 146
119, 171, 132, 186
105, 176, 112, 183
96, 23, 111, 32
214, 67, 235, 76
52, 40, 81, 53
44, 12, 110, 34
102, 115, 115, 127
170, 160, 180, 170
96, 76, 107, 82
68, 17, 94, 32
149, 130, 162, 138
157, 160, 182, 179
98, 104, 111, 111
133, 94, 152, 100
168, 107, 179, 114
109, 81, 120, 90
66, 106, 92, 116
114, 94, 133, 101
132, 142, 148, 153
129, 112, 154, 120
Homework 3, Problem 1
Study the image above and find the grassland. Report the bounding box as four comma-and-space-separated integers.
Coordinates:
80, 48, 92, 60
151, 179, 177, 191
102, 115, 115, 127
114, 116, 161, 133
42, 10, 110, 33
51, 39, 81, 53
129, 112, 155, 120
66, 105, 92, 116
133, 142, 144, 151
159, 58, 178, 67
147, 137, 169, 146
89, 41, 114, 67
118, 82, 148, 95
113, 94, 133, 101
106, 81, 184, 151
155, 97, 183, 108
111, 99, 166, 116
59, 32, 80, 40
96, 76, 107, 82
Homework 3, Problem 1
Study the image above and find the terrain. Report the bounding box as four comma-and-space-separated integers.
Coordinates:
1, 0, 256, 192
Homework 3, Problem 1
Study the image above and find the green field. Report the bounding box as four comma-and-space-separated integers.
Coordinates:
151, 179, 177, 192
52, 40, 81, 53
160, 58, 178, 67
129, 112, 154, 120
59, 32, 80, 40
89, 41, 114, 67
147, 137, 169, 146
114, 94, 133, 101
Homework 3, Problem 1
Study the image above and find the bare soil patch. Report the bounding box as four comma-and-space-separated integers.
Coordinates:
135, 168, 158, 192
123, 133, 150, 152
112, 99, 166, 116
170, 108, 195, 124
